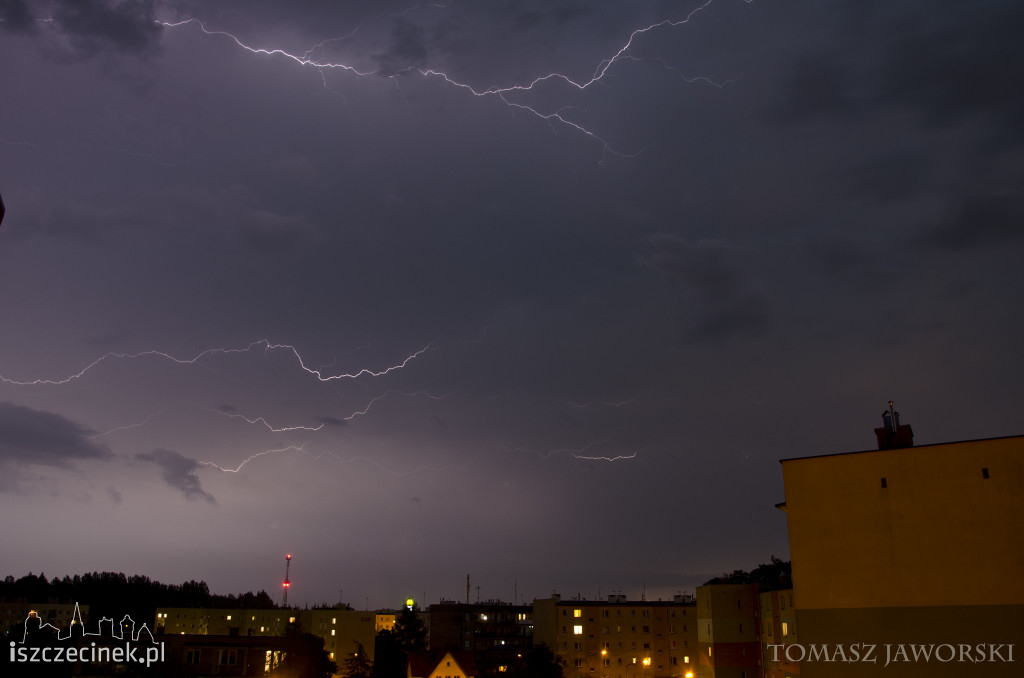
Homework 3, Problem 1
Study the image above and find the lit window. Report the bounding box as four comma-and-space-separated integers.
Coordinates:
226, 615, 232, 621
782, 622, 789, 637
574, 625, 583, 635
289, 617, 296, 623
684, 656, 689, 664
332, 630, 336, 636
574, 609, 582, 618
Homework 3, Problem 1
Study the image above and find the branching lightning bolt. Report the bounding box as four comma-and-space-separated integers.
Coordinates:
89, 410, 167, 438
158, 0, 734, 157
206, 409, 326, 433
0, 339, 431, 387
205, 390, 451, 432
200, 444, 309, 474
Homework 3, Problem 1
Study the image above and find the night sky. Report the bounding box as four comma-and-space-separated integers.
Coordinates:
1, 0, 1022, 609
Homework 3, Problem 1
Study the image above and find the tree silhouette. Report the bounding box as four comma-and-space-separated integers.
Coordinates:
342, 641, 374, 678
270, 622, 338, 678
394, 603, 427, 653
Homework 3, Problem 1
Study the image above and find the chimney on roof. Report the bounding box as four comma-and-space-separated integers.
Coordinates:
874, 401, 914, 450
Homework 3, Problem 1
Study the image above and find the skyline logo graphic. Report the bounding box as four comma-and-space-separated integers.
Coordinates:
8, 602, 165, 667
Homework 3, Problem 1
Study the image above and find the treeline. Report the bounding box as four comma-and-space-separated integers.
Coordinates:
1, 571, 277, 630
703, 556, 792, 587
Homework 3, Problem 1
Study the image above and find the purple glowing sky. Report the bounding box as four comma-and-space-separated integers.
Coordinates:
0, 0, 1021, 608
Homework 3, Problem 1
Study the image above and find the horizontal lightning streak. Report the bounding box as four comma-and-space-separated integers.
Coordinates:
0, 339, 431, 386
559, 398, 636, 409
496, 439, 636, 462
158, 0, 729, 156
572, 453, 639, 462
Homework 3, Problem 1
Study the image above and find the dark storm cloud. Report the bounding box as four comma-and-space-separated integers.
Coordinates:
846, 151, 931, 203
0, 0, 34, 33
372, 16, 428, 75
771, 0, 1023, 137
5, 199, 140, 246
877, 3, 1024, 132
921, 195, 1024, 251
769, 53, 863, 122
636, 235, 770, 342
51, 0, 163, 57
0, 402, 110, 469
82, 328, 134, 350
239, 215, 312, 254
3, 0, 163, 58
513, 1, 592, 31
136, 448, 216, 503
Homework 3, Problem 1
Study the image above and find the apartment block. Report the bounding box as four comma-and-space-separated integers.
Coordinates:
533, 594, 698, 678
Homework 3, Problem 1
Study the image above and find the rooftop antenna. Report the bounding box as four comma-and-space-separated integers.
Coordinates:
283, 554, 292, 608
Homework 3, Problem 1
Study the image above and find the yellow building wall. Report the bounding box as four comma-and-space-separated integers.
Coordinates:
781, 436, 1024, 610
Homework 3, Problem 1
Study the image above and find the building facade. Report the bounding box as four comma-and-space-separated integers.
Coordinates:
428, 601, 532, 670
533, 594, 698, 678
778, 432, 1024, 677
695, 584, 760, 678
758, 589, 798, 678
155, 607, 394, 664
